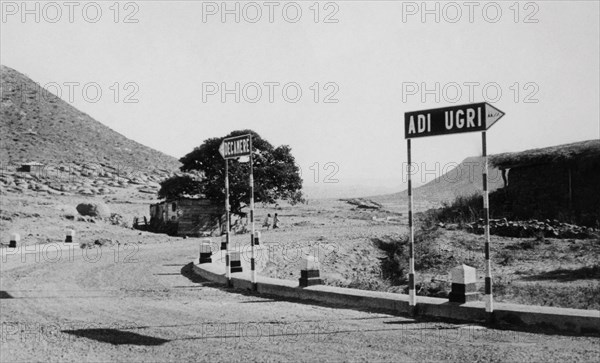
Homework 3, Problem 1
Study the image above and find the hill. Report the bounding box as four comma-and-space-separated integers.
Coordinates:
371, 156, 504, 210
0, 65, 180, 173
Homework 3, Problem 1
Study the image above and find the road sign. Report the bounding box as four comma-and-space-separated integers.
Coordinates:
404, 102, 504, 139
403, 101, 505, 313
219, 134, 252, 159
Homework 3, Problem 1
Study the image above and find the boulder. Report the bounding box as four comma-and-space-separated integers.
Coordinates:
76, 202, 111, 218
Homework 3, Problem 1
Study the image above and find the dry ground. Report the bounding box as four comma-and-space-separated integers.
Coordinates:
1, 187, 599, 361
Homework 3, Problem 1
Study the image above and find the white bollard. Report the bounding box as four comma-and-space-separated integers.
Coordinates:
448, 264, 479, 303
230, 251, 242, 273
199, 238, 212, 264
65, 230, 75, 243
9, 233, 20, 248
220, 234, 227, 250
299, 255, 322, 287
254, 231, 260, 246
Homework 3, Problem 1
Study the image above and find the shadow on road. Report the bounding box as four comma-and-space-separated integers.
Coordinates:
62, 328, 170, 346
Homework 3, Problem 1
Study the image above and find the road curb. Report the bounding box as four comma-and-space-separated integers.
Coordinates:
191, 257, 600, 335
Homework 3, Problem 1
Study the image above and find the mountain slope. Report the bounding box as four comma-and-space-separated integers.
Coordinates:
372, 156, 504, 209
0, 65, 180, 173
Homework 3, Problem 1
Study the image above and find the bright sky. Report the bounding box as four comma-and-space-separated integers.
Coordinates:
2, 1, 599, 196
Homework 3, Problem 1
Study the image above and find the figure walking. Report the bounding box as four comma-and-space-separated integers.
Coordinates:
263, 213, 272, 229
273, 213, 280, 229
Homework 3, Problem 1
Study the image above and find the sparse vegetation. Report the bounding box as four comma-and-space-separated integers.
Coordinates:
419, 193, 483, 226
494, 278, 600, 310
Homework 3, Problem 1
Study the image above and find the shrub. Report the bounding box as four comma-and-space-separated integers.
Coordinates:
372, 226, 447, 285
419, 193, 483, 226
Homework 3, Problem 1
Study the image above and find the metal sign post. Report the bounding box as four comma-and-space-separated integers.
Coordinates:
482, 131, 493, 312
404, 102, 504, 313
219, 134, 254, 287
249, 135, 257, 288
407, 139, 416, 307
225, 158, 231, 285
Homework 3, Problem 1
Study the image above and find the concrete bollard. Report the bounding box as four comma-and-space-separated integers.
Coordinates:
220, 234, 227, 250
299, 255, 322, 287
65, 230, 75, 243
230, 251, 242, 273
199, 238, 212, 264
9, 233, 20, 248
254, 231, 260, 246
448, 264, 479, 303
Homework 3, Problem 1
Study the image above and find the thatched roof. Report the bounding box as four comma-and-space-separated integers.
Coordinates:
491, 139, 600, 169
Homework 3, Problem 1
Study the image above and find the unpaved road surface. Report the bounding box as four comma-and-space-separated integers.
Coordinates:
1, 239, 599, 362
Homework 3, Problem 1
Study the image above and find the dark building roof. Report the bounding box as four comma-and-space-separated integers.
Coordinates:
491, 139, 600, 169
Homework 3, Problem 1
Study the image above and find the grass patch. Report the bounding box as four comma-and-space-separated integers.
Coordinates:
419, 193, 483, 226
494, 279, 600, 310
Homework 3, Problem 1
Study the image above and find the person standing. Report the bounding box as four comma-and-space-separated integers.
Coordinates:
263, 213, 272, 229
273, 213, 280, 229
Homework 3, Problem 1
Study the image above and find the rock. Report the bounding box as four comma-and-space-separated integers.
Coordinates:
341, 198, 383, 210
146, 181, 160, 188
76, 202, 111, 218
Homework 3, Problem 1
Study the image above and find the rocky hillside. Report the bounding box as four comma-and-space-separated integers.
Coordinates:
0, 65, 186, 198
0, 65, 180, 173
373, 156, 504, 208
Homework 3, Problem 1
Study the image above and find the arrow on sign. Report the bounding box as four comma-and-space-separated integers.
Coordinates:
404, 102, 505, 139
484, 103, 505, 129
218, 142, 225, 158
219, 134, 252, 159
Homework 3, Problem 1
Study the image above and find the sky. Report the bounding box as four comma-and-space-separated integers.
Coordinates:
1, 0, 599, 197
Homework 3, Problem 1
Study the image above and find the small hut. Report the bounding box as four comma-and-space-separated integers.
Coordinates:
490, 139, 600, 226
149, 198, 225, 237
19, 162, 44, 173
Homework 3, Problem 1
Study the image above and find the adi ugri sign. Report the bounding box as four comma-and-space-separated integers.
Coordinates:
404, 102, 505, 139
219, 134, 251, 159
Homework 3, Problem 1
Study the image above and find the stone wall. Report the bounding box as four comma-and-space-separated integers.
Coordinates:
490, 159, 600, 226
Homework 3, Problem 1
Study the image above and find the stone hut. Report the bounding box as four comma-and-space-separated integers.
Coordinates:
19, 162, 44, 173
490, 139, 600, 226
149, 198, 225, 237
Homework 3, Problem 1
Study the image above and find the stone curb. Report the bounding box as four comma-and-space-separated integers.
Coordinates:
191, 255, 600, 335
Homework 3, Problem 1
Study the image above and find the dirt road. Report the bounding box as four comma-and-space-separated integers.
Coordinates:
1, 239, 599, 362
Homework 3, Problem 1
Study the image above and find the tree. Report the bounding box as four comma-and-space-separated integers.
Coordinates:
158, 174, 202, 200
178, 130, 304, 215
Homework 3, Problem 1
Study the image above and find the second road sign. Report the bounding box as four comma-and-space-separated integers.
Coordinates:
405, 102, 505, 139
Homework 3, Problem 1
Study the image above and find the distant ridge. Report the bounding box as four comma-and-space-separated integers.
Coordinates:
372, 156, 504, 207
0, 65, 180, 173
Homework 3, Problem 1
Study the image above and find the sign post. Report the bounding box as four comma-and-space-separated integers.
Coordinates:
482, 131, 493, 312
404, 102, 504, 313
249, 136, 257, 289
219, 134, 255, 288
224, 158, 231, 284
407, 139, 416, 307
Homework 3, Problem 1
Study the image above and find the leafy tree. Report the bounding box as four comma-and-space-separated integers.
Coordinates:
158, 174, 202, 200
178, 130, 304, 215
